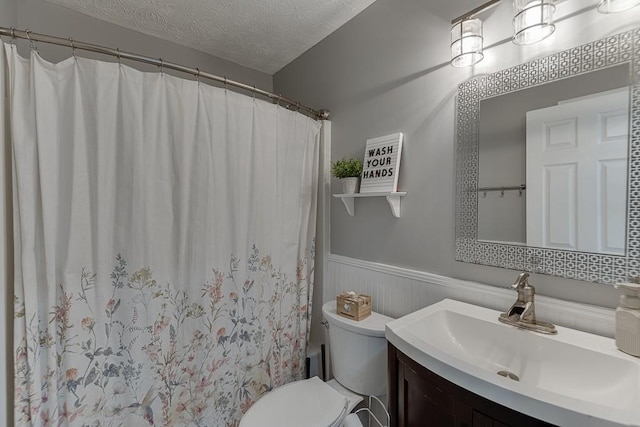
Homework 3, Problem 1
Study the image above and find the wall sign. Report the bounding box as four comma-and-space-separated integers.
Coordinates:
360, 132, 403, 193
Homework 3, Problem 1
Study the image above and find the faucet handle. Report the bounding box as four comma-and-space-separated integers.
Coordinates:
512, 272, 530, 290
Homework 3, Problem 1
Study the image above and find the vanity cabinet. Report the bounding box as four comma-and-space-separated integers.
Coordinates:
388, 344, 555, 427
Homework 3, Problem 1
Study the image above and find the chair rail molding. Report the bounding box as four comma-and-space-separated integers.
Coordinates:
326, 253, 615, 337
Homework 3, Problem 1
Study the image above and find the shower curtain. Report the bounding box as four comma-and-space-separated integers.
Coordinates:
5, 42, 321, 426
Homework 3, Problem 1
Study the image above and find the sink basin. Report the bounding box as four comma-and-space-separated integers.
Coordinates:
385, 299, 640, 427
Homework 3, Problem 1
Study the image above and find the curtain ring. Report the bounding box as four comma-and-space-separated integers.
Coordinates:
69, 37, 77, 59
116, 48, 122, 65
25, 30, 38, 53
195, 67, 200, 82
223, 76, 228, 91
296, 102, 300, 112
158, 58, 164, 74
9, 27, 15, 45
252, 85, 256, 99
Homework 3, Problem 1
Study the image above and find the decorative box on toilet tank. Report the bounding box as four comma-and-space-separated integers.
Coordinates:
336, 292, 372, 321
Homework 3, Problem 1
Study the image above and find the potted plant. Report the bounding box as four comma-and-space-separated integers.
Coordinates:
332, 158, 363, 194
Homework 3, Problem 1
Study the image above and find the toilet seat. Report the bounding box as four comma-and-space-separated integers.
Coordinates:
239, 376, 349, 427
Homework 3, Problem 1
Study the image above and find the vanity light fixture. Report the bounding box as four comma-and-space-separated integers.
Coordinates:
450, 0, 501, 67
450, 18, 484, 67
597, 0, 640, 13
513, 0, 556, 45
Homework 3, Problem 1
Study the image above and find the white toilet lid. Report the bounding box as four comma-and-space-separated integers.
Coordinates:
240, 377, 349, 427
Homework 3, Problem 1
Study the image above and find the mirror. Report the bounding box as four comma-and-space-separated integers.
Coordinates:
455, 29, 640, 284
477, 64, 630, 253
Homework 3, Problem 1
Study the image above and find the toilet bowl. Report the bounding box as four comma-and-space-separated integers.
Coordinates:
240, 300, 394, 427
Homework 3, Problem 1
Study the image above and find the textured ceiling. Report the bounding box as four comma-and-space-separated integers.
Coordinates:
43, 0, 492, 74
44, 0, 379, 74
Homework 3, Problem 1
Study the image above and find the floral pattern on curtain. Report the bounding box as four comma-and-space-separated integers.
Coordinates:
15, 247, 313, 426
5, 41, 320, 427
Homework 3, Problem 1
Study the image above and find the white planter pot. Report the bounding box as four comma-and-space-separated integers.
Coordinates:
341, 177, 360, 194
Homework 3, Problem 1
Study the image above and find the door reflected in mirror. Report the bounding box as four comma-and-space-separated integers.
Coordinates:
477, 64, 630, 255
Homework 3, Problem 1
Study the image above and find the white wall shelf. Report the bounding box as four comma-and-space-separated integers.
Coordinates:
333, 192, 407, 218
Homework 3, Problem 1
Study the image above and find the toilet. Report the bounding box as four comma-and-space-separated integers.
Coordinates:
240, 300, 393, 427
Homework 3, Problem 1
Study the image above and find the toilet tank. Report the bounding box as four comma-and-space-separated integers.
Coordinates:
322, 301, 394, 397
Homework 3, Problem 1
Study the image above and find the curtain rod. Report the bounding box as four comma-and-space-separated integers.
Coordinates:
0, 26, 329, 121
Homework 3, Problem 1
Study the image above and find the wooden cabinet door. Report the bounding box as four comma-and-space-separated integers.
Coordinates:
472, 410, 512, 427
399, 361, 456, 426
388, 343, 555, 427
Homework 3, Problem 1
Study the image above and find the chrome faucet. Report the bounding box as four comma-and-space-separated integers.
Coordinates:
509, 272, 536, 323
499, 272, 557, 335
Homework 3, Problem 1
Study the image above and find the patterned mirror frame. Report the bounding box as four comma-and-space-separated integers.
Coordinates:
455, 28, 640, 284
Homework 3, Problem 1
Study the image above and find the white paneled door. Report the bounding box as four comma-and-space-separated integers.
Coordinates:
526, 88, 629, 254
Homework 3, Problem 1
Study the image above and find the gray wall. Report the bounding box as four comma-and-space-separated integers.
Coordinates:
10, 0, 272, 90
0, 0, 16, 28
274, 0, 640, 308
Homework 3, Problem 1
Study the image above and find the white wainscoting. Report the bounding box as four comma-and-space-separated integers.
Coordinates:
326, 254, 615, 338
